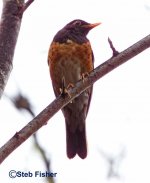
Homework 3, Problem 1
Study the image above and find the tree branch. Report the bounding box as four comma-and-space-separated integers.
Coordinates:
108, 37, 119, 57
0, 34, 150, 164
8, 93, 54, 183
0, 0, 33, 98
17, 0, 34, 15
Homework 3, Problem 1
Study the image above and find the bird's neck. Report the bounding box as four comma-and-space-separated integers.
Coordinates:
53, 30, 89, 44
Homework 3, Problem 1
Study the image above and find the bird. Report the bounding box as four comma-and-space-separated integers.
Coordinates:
48, 19, 100, 159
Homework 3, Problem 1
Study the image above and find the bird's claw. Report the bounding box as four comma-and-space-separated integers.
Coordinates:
59, 77, 74, 99
81, 72, 89, 82
59, 87, 70, 96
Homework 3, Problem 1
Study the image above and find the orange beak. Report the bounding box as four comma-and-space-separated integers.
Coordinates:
83, 22, 101, 29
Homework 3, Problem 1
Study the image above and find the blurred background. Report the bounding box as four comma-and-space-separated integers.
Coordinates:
0, 0, 150, 182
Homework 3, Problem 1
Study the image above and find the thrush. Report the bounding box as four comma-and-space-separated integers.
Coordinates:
48, 19, 100, 159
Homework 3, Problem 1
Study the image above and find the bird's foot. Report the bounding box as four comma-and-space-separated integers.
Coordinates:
59, 77, 74, 99
81, 72, 89, 82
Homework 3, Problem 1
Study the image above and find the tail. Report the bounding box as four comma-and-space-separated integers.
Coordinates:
66, 123, 87, 159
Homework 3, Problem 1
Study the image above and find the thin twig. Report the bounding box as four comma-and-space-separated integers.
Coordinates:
20, 0, 34, 14
99, 148, 126, 179
33, 134, 54, 183
108, 37, 119, 57
24, 0, 34, 11
0, 34, 150, 164
6, 93, 54, 183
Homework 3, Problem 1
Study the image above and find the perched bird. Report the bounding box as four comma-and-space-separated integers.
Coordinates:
48, 19, 100, 159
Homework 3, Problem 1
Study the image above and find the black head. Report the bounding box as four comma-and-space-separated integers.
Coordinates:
53, 19, 100, 44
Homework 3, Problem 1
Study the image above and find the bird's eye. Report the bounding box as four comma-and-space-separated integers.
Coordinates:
73, 20, 81, 26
